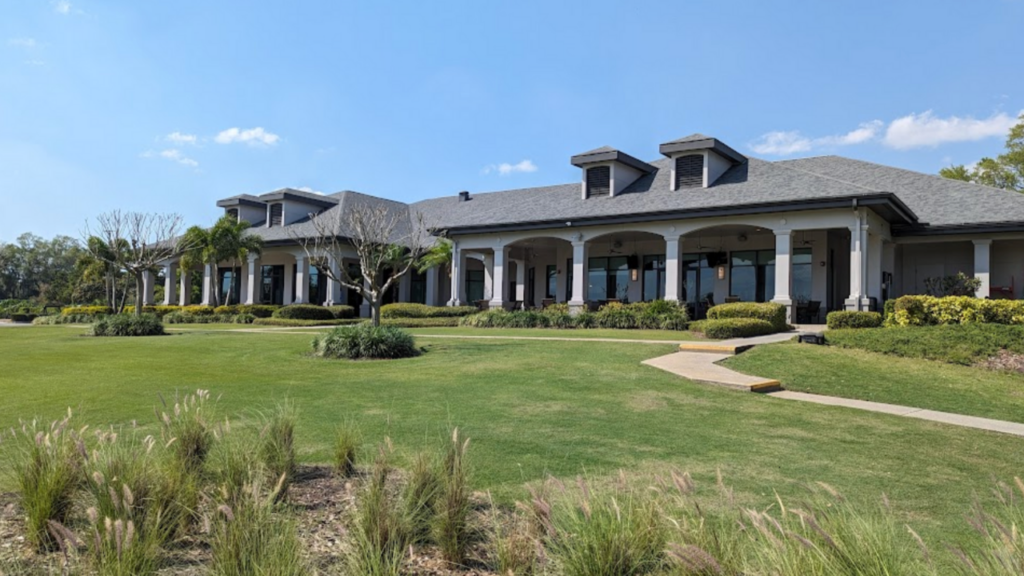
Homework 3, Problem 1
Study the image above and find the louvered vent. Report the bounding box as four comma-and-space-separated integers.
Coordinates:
586, 166, 611, 198
269, 203, 283, 226
675, 155, 703, 189
226, 208, 239, 220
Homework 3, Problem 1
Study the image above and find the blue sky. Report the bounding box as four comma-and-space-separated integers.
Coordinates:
2, 0, 1022, 241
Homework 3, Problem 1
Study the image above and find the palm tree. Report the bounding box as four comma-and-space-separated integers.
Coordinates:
178, 216, 263, 306
78, 237, 129, 312
416, 237, 452, 274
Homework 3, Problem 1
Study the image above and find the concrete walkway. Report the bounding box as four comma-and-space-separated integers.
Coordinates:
768, 390, 1024, 438
643, 351, 782, 391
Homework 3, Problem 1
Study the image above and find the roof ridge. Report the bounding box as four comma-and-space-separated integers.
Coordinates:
766, 158, 884, 194
789, 155, 1022, 195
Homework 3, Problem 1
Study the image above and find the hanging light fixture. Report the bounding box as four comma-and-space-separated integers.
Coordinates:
717, 265, 726, 280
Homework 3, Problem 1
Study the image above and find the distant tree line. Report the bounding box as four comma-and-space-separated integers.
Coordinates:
940, 113, 1024, 192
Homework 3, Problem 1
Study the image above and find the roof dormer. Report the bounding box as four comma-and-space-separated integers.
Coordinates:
216, 195, 267, 225
659, 134, 746, 190
257, 188, 339, 226
571, 146, 655, 199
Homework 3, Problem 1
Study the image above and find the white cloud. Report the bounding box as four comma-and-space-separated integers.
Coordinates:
749, 121, 884, 156
483, 159, 538, 176
52, 1, 71, 15
882, 110, 1022, 149
165, 132, 198, 146
296, 186, 324, 195
8, 38, 38, 48
142, 149, 198, 168
214, 127, 280, 146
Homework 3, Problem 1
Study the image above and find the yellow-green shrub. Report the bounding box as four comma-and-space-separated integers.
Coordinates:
61, 305, 111, 316
141, 305, 180, 317
182, 305, 216, 315
885, 295, 1024, 327
707, 302, 787, 331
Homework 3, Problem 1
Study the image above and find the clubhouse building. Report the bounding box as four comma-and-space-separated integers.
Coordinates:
145, 134, 1024, 323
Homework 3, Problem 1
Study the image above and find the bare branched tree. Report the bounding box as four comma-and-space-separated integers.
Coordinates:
296, 202, 435, 326
84, 211, 188, 316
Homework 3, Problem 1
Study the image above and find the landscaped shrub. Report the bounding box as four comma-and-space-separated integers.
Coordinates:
826, 310, 883, 329
140, 305, 180, 317
433, 428, 472, 565
826, 324, 1024, 365
5, 414, 85, 551
404, 451, 441, 545
10, 313, 38, 323
214, 304, 240, 315
458, 302, 688, 331
311, 324, 418, 359
327, 304, 356, 319
382, 317, 460, 328
886, 295, 1024, 327
257, 404, 296, 502
182, 305, 216, 315
158, 389, 217, 475
690, 318, 776, 339
348, 451, 410, 576
233, 313, 256, 324
252, 317, 361, 327
208, 480, 307, 576
91, 314, 166, 337
333, 423, 361, 478
272, 304, 336, 321
380, 303, 477, 319
594, 302, 638, 329
707, 302, 787, 332
61, 305, 112, 316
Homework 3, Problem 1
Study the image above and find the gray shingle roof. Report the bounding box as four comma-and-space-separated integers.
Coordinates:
776, 156, 1024, 227
247, 190, 415, 245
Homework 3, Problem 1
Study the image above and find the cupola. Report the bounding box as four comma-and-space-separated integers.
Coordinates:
570, 146, 656, 199
659, 134, 746, 190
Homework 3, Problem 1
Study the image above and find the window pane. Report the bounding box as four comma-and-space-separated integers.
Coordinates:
731, 251, 756, 267
546, 265, 556, 299
699, 267, 717, 304
730, 267, 756, 302
757, 250, 777, 266
793, 247, 813, 265
588, 268, 607, 300
764, 264, 775, 301
793, 264, 813, 302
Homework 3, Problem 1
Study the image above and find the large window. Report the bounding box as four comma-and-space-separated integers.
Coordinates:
729, 250, 775, 303
218, 267, 241, 305
465, 269, 485, 303
566, 258, 573, 301
792, 248, 813, 301
260, 265, 285, 305
588, 256, 629, 301
682, 254, 716, 305
346, 263, 363, 308
546, 265, 557, 299
410, 269, 427, 304
642, 255, 665, 301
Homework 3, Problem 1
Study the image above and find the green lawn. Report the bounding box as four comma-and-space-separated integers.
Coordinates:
724, 341, 1024, 423
162, 323, 705, 340
2, 326, 1024, 551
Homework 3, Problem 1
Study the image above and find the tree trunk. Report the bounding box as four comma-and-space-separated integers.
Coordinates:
371, 299, 382, 327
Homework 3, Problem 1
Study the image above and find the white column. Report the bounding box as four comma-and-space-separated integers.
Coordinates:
569, 240, 588, 312
162, 262, 177, 306
448, 244, 464, 306
326, 256, 342, 306
201, 264, 213, 305
663, 234, 681, 302
846, 223, 867, 310
293, 255, 308, 304
142, 270, 156, 306
974, 239, 992, 299
482, 254, 494, 301
513, 259, 526, 302
489, 246, 508, 309
867, 232, 883, 303
244, 254, 259, 305
179, 269, 191, 306
425, 266, 439, 306
772, 230, 793, 322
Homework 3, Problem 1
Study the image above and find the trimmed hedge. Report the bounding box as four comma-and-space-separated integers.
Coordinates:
182, 305, 216, 316
826, 311, 883, 330
311, 324, 418, 360
327, 305, 356, 319
382, 317, 461, 328
457, 301, 688, 331
689, 318, 776, 339
886, 295, 1024, 327
380, 303, 478, 319
61, 305, 111, 317
273, 304, 336, 321
826, 324, 1024, 366
213, 304, 280, 318
91, 314, 165, 337
164, 312, 239, 324
252, 317, 362, 327
707, 302, 787, 332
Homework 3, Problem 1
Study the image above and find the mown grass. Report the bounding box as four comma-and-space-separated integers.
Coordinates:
826, 324, 1024, 365
724, 340, 1024, 423
3, 325, 1024, 554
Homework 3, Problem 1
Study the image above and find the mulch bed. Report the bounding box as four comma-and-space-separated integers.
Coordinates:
0, 466, 508, 575
977, 349, 1024, 374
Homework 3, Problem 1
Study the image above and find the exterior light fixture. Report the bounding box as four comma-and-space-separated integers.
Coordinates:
717, 265, 726, 280
631, 268, 639, 282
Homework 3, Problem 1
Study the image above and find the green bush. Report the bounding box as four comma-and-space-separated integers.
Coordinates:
380, 303, 477, 319
34, 313, 95, 325
182, 305, 216, 315
333, 423, 361, 478
272, 304, 336, 321
208, 481, 307, 576
886, 295, 1024, 327
826, 311, 883, 330
690, 318, 776, 339
311, 324, 418, 359
826, 324, 1024, 365
214, 305, 239, 315
140, 305, 180, 317
707, 302, 787, 331
233, 313, 256, 324
10, 313, 37, 323
165, 312, 242, 324
213, 304, 279, 318
327, 305, 356, 319
61, 305, 112, 316
458, 301, 687, 331
381, 317, 461, 328
91, 314, 166, 337
252, 317, 361, 327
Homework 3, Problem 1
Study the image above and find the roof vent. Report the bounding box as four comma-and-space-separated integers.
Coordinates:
458, 191, 471, 202
570, 146, 655, 199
